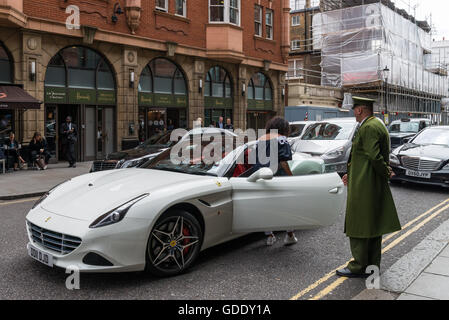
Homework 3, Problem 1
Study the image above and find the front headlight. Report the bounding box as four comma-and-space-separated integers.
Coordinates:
389, 154, 400, 166
322, 147, 345, 160
121, 159, 141, 168
32, 180, 71, 209
89, 194, 149, 229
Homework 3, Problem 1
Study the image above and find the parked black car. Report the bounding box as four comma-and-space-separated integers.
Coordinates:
390, 126, 449, 188
91, 130, 176, 172
388, 118, 431, 150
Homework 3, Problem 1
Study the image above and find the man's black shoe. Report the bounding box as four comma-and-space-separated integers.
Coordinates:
72, 164, 77, 168
336, 268, 369, 279
68, 164, 73, 168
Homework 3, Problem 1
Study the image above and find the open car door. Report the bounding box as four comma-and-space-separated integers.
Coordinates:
230, 170, 345, 233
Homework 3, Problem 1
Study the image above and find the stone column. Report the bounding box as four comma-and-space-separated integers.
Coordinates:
235, 65, 247, 130
190, 59, 205, 127
22, 32, 44, 142
121, 48, 139, 150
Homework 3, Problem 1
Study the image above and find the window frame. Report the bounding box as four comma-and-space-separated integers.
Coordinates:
292, 15, 300, 26
155, 0, 168, 12
204, 66, 233, 98
208, 0, 241, 26
291, 40, 301, 50
254, 5, 262, 37
174, 0, 187, 17
287, 59, 304, 79
265, 9, 273, 40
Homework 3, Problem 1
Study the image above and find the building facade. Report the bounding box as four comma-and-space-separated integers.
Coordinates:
0, 0, 290, 162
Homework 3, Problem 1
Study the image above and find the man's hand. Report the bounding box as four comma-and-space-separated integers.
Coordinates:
342, 174, 348, 186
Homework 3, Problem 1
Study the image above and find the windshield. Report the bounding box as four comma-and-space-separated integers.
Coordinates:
144, 134, 237, 176
139, 131, 174, 148
389, 122, 420, 133
411, 129, 449, 146
289, 124, 306, 138
302, 122, 356, 141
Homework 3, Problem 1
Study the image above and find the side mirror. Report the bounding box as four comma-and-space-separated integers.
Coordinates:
247, 168, 274, 183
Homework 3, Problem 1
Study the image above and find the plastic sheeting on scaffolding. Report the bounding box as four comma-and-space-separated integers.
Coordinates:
313, 2, 449, 96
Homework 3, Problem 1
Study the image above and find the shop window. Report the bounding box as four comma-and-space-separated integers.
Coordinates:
138, 58, 187, 95
248, 72, 272, 102
97, 61, 115, 90
205, 66, 232, 98
45, 46, 115, 91
0, 44, 12, 84
139, 66, 153, 93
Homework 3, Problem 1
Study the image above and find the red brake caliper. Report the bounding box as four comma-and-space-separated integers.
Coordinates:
183, 226, 191, 255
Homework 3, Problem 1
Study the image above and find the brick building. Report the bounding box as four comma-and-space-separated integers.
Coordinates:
0, 0, 290, 162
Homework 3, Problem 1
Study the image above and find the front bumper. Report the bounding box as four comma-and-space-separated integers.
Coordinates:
25, 208, 150, 273
391, 166, 449, 188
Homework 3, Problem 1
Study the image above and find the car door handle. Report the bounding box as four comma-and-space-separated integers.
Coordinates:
329, 188, 340, 194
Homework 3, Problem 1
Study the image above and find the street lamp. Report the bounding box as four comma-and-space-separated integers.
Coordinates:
382, 66, 390, 124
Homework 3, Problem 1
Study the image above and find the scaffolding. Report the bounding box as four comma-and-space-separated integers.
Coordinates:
311, 0, 449, 123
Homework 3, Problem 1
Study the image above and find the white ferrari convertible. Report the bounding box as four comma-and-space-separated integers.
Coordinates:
26, 137, 345, 277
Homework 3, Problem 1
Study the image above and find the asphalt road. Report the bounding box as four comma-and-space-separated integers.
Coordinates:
1, 181, 448, 300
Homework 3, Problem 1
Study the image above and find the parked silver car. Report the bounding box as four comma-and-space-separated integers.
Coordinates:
288, 121, 316, 145
291, 118, 358, 175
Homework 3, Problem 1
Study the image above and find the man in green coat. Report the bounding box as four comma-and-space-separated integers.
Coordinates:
337, 97, 401, 278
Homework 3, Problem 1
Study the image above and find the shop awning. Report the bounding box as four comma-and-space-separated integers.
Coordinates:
0, 85, 42, 110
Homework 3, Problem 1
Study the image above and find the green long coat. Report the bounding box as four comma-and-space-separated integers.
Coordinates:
345, 117, 401, 238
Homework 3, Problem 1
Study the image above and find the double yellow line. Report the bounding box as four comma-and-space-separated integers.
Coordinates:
290, 197, 449, 301
0, 197, 39, 207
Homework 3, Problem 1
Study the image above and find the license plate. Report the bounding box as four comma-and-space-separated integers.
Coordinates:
27, 243, 54, 267
405, 170, 431, 179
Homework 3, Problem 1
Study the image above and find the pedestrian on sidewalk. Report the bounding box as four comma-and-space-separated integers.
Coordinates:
337, 97, 401, 278
60, 116, 77, 168
29, 132, 51, 170
5, 132, 25, 171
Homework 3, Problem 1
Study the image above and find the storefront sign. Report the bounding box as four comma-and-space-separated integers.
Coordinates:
155, 94, 174, 106
247, 99, 273, 111
139, 92, 154, 106
45, 87, 67, 103
175, 95, 187, 107
97, 90, 116, 105
205, 97, 233, 109
69, 89, 96, 104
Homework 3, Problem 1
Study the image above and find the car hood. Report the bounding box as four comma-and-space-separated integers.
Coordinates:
396, 144, 449, 160
107, 146, 167, 161
294, 140, 348, 156
40, 169, 210, 221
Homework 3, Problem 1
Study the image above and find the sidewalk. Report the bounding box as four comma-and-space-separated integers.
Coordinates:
0, 162, 92, 200
397, 244, 449, 300
378, 218, 449, 300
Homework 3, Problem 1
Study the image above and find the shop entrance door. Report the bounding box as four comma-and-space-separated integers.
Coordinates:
85, 106, 115, 160
57, 104, 80, 162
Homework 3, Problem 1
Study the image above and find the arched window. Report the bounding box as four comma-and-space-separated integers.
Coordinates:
138, 58, 187, 95
0, 43, 13, 84
248, 72, 272, 101
205, 66, 232, 98
45, 46, 115, 90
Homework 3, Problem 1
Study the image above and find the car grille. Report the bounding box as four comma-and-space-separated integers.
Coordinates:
92, 160, 118, 172
27, 222, 82, 255
401, 156, 442, 171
